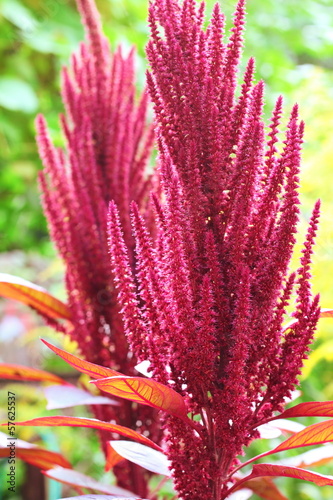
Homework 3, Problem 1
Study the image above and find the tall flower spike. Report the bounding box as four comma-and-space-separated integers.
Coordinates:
36, 0, 159, 495
109, 0, 320, 498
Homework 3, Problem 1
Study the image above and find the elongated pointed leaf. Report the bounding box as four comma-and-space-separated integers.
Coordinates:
0, 363, 68, 385
320, 309, 333, 318
91, 376, 188, 420
248, 464, 333, 486
43, 467, 137, 497
271, 419, 333, 453
274, 401, 333, 420
0, 447, 71, 470
238, 477, 288, 500
230, 464, 333, 496
10, 416, 162, 451
0, 431, 71, 470
0, 273, 71, 320
110, 440, 171, 476
43, 385, 117, 410
41, 339, 121, 379
105, 443, 124, 471
238, 419, 333, 472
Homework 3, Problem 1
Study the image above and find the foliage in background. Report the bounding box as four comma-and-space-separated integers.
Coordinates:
0, 0, 333, 253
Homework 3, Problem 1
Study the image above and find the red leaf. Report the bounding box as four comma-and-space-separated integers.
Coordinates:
238, 477, 288, 500
41, 339, 121, 379
250, 463, 333, 486
237, 419, 333, 474
320, 309, 333, 318
105, 443, 124, 471
43, 467, 137, 497
0, 431, 71, 470
229, 464, 333, 497
9, 415, 162, 451
110, 440, 171, 476
6, 447, 71, 470
0, 273, 71, 321
0, 364, 68, 385
274, 401, 333, 420
271, 419, 333, 453
91, 376, 188, 420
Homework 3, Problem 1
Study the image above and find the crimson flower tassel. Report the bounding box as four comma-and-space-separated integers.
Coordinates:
108, 0, 320, 498
36, 0, 159, 495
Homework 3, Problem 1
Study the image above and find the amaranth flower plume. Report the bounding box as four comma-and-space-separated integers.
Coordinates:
108, 0, 320, 498
36, 0, 159, 495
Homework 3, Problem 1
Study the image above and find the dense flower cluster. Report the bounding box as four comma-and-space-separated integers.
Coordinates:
35, 0, 158, 495
108, 0, 320, 498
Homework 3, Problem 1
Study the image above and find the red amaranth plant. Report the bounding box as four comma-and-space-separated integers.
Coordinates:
1, 0, 160, 496
105, 0, 322, 498
35, 0, 161, 494
2, 1, 333, 499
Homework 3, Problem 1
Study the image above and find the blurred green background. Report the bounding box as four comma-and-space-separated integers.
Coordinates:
0, 0, 333, 498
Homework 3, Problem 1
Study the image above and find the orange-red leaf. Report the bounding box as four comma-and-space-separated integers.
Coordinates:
41, 339, 121, 379
91, 376, 188, 420
0, 432, 71, 470
0, 273, 71, 320
230, 464, 333, 496
105, 443, 124, 471
10, 416, 162, 451
3, 447, 71, 470
274, 401, 333, 420
243, 419, 333, 469
249, 463, 333, 486
0, 363, 68, 385
271, 419, 333, 453
43, 467, 137, 497
239, 476, 288, 500
320, 309, 333, 318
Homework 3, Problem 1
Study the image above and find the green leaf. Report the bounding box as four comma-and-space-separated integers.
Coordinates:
1, 0, 37, 32
0, 78, 38, 113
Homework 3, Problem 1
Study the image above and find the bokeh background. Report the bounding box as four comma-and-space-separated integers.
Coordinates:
0, 0, 333, 498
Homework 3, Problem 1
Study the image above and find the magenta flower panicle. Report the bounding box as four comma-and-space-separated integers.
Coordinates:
108, 0, 320, 498
35, 0, 159, 495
